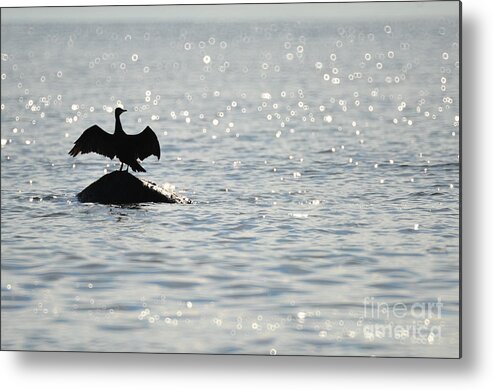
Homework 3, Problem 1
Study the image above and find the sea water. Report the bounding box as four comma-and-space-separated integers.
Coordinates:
1, 5, 459, 357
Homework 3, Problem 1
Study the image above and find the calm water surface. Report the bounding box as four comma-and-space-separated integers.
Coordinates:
1, 10, 459, 356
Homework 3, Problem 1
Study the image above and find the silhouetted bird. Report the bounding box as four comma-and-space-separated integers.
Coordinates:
68, 108, 160, 172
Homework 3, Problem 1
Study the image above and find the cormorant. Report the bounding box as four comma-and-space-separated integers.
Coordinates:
68, 107, 160, 172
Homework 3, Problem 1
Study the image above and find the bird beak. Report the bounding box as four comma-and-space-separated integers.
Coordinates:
122, 109, 127, 112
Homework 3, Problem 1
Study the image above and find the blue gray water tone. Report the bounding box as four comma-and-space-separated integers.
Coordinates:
1, 8, 459, 357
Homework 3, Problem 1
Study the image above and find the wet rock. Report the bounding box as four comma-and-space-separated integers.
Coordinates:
77, 171, 191, 204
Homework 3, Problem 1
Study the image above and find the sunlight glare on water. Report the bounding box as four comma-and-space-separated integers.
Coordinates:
1, 6, 459, 357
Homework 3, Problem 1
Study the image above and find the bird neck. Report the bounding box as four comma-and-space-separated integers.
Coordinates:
115, 114, 124, 134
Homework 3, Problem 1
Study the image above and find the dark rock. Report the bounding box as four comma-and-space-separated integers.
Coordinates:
77, 171, 191, 204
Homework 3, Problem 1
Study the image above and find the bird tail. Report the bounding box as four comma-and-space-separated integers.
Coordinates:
130, 161, 146, 172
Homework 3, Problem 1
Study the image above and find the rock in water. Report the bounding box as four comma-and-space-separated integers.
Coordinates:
77, 171, 191, 204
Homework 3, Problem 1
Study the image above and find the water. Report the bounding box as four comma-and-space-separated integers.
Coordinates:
1, 6, 459, 357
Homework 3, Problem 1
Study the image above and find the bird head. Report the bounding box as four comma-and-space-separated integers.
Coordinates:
115, 107, 127, 116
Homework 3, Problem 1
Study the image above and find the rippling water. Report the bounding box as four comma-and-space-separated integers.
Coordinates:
1, 4, 459, 357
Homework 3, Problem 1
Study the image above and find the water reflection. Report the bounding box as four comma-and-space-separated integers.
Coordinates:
1, 8, 459, 357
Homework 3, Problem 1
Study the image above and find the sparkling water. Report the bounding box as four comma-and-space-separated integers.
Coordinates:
1, 4, 459, 356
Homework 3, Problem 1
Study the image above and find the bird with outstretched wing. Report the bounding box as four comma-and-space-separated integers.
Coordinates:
69, 108, 161, 173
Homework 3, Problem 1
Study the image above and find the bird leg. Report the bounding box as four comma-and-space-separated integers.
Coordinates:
119, 162, 123, 171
